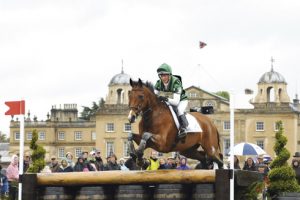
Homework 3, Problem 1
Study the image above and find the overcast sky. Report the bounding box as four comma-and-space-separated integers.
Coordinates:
1, 0, 300, 136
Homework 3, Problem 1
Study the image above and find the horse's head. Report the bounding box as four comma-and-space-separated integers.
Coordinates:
128, 78, 150, 123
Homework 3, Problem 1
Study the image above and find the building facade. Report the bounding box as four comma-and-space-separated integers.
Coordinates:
9, 65, 300, 163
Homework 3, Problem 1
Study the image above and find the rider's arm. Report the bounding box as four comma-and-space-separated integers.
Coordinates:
168, 92, 180, 106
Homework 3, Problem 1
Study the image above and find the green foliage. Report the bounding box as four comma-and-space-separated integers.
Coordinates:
267, 121, 300, 197
27, 129, 46, 173
215, 91, 230, 100
80, 98, 105, 120
0, 133, 9, 142
242, 181, 264, 200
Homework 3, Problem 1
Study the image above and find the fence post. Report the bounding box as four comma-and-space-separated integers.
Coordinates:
215, 169, 231, 200
22, 174, 37, 200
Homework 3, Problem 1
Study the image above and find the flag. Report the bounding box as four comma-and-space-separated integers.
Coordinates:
5, 100, 25, 115
199, 41, 207, 49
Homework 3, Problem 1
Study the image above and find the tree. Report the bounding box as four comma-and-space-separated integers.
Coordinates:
0, 133, 9, 143
27, 129, 46, 173
267, 121, 300, 197
80, 98, 105, 120
215, 91, 230, 100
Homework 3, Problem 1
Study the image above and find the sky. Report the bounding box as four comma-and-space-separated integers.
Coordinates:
1, 0, 300, 136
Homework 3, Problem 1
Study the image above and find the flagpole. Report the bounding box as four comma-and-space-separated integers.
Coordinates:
230, 92, 235, 200
18, 114, 24, 200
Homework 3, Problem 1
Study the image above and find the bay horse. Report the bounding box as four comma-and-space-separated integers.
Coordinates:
127, 78, 223, 169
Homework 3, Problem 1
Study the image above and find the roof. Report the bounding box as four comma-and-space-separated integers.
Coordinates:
258, 68, 286, 84
109, 70, 131, 86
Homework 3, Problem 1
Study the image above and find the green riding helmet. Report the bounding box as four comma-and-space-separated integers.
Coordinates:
157, 63, 172, 75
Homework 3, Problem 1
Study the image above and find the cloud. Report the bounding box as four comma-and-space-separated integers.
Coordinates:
1, 0, 300, 135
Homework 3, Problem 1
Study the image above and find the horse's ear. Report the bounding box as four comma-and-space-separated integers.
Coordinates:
138, 78, 143, 87
130, 78, 133, 86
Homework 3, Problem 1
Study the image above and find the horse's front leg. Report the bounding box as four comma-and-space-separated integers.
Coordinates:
127, 132, 142, 157
136, 132, 153, 166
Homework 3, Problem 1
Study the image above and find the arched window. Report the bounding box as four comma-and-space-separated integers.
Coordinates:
117, 88, 123, 104
267, 87, 275, 102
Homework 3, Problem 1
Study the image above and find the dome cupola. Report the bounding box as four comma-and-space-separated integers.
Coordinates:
109, 69, 131, 86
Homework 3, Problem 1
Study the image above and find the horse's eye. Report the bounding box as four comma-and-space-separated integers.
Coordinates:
138, 95, 144, 100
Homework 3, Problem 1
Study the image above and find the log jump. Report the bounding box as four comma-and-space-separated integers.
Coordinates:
37, 170, 216, 186
21, 170, 232, 200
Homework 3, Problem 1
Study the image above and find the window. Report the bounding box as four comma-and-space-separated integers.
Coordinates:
158, 152, 163, 157
124, 123, 132, 132
189, 93, 197, 98
123, 141, 130, 157
106, 141, 115, 157
223, 121, 230, 131
27, 132, 32, 140
223, 139, 230, 156
256, 122, 264, 131
15, 132, 20, 141
58, 148, 65, 158
39, 132, 46, 140
75, 148, 82, 158
91, 132, 96, 140
257, 140, 264, 150
106, 123, 115, 132
74, 131, 82, 140
58, 132, 65, 140
205, 100, 215, 107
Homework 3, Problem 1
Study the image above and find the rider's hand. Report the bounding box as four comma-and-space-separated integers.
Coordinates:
158, 96, 168, 102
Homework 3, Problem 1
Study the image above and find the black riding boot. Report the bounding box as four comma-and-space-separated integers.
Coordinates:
178, 114, 188, 140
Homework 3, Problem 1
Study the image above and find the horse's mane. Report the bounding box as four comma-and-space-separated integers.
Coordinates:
144, 81, 155, 94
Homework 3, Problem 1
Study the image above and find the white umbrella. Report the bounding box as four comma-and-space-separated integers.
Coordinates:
229, 142, 267, 156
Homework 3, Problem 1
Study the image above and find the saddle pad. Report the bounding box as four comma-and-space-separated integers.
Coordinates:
168, 105, 203, 133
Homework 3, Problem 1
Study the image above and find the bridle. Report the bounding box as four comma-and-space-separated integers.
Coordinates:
129, 88, 152, 118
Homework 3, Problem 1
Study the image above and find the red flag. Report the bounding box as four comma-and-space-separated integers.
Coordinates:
199, 41, 207, 49
5, 100, 25, 115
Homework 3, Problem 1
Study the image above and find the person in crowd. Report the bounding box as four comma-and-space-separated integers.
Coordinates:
158, 158, 168, 170
292, 152, 300, 169
6, 155, 19, 182
243, 157, 257, 171
0, 168, 9, 197
154, 63, 189, 140
6, 155, 19, 199
146, 151, 160, 170
82, 151, 89, 162
89, 151, 98, 171
234, 155, 241, 169
73, 156, 88, 172
166, 157, 176, 169
119, 158, 129, 171
49, 156, 60, 173
65, 152, 75, 168
176, 156, 190, 170
257, 155, 269, 176
104, 154, 121, 170
57, 158, 73, 172
95, 149, 104, 171
23, 152, 31, 173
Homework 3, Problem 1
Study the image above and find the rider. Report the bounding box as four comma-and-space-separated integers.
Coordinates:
154, 63, 188, 140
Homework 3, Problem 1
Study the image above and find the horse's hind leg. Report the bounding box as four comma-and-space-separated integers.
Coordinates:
179, 145, 209, 169
206, 147, 224, 169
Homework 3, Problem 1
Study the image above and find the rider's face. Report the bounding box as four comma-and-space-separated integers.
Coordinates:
159, 74, 170, 84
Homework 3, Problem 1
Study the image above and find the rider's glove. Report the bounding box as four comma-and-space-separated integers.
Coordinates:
158, 96, 168, 102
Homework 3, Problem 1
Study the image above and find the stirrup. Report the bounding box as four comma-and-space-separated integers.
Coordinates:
178, 129, 187, 139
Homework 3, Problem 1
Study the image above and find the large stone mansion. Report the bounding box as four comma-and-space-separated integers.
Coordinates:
9, 65, 300, 162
